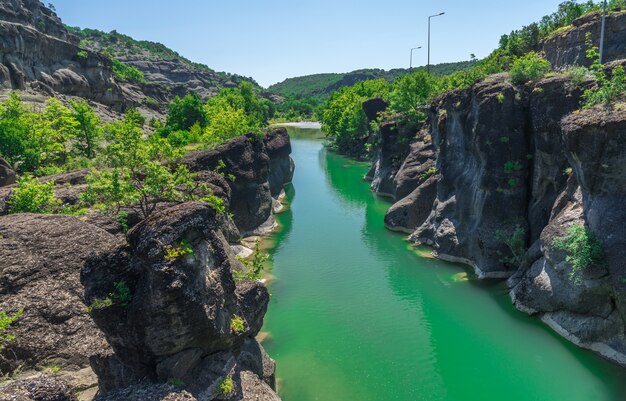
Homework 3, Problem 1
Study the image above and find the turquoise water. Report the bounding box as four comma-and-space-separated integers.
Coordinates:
262, 129, 626, 401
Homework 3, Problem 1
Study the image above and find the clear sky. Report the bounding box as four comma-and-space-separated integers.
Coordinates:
51, 0, 570, 87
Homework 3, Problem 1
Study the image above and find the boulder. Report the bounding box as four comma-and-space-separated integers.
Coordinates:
0, 213, 117, 373
0, 158, 15, 187
81, 202, 276, 398
264, 128, 294, 198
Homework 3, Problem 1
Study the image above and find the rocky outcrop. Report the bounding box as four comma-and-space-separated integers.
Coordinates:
378, 66, 626, 364
511, 106, 626, 366
542, 10, 626, 69
0, 158, 15, 187
0, 213, 115, 373
81, 201, 279, 399
0, 0, 263, 120
184, 129, 294, 235
0, 375, 78, 401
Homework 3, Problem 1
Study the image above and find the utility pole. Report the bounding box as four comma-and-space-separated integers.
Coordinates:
428, 12, 445, 74
410, 47, 422, 69
599, 0, 607, 63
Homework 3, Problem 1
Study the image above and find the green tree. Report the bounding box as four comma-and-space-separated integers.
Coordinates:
165, 94, 208, 131
82, 110, 201, 218
70, 100, 102, 158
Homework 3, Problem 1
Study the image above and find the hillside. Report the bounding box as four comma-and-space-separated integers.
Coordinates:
268, 61, 475, 98
0, 0, 262, 120
66, 27, 262, 101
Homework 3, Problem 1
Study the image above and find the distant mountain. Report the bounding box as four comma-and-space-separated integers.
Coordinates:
268, 61, 476, 99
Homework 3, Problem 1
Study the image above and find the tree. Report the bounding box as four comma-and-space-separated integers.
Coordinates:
82, 110, 202, 218
166, 94, 208, 132
70, 100, 101, 158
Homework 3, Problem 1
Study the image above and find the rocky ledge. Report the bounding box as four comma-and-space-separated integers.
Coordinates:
0, 130, 293, 400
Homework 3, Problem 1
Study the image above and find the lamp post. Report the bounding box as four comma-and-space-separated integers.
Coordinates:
428, 12, 445, 74
410, 46, 422, 69
599, 0, 607, 63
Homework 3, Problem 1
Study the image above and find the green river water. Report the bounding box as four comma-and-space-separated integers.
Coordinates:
261, 126, 626, 401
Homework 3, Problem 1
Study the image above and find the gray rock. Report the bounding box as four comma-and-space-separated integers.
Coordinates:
0, 158, 15, 187
0, 213, 116, 373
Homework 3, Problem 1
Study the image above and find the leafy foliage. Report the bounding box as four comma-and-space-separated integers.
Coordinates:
0, 309, 23, 351
216, 377, 234, 396
87, 281, 132, 313
495, 225, 527, 267
553, 224, 605, 284
8, 175, 60, 214
582, 33, 626, 108
234, 241, 269, 282
110, 58, 145, 83
80, 110, 198, 218
509, 52, 552, 83
165, 240, 194, 261
166, 94, 208, 132
321, 79, 390, 156
230, 315, 245, 334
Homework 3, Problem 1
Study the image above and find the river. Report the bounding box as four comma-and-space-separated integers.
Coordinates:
261, 125, 626, 401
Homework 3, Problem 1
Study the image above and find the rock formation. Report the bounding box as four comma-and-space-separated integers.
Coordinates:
0, 158, 15, 187
0, 132, 293, 400
0, 0, 265, 120
82, 202, 279, 400
370, 11, 626, 366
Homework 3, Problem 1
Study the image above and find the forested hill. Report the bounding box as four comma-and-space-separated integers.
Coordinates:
268, 61, 476, 98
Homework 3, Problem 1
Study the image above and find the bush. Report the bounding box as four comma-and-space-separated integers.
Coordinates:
582, 33, 625, 108
110, 58, 145, 83
495, 225, 527, 267
234, 241, 268, 282
165, 240, 194, 261
509, 52, 552, 83
216, 377, 234, 396
76, 50, 88, 60
553, 224, 604, 284
0, 309, 23, 351
230, 315, 245, 334
87, 281, 132, 313
8, 175, 60, 214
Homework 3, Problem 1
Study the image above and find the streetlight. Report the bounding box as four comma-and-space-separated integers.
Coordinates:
428, 12, 445, 74
599, 0, 607, 63
410, 46, 422, 69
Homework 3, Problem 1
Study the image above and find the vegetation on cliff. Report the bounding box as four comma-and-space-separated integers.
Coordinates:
320, 0, 625, 157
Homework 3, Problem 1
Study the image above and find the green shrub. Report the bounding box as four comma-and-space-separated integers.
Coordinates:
581, 32, 625, 108
230, 315, 245, 334
76, 50, 88, 60
495, 225, 527, 267
8, 175, 60, 214
216, 377, 234, 396
165, 239, 194, 261
563, 66, 591, 87
234, 241, 269, 282
87, 281, 132, 313
0, 309, 23, 351
509, 52, 552, 83
110, 58, 145, 83
553, 224, 604, 284
418, 166, 438, 182
503, 161, 522, 173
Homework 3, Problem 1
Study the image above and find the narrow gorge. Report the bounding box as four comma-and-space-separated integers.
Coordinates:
1, 1, 626, 401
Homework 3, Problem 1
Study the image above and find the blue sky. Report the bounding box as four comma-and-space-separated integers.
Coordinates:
51, 0, 571, 87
